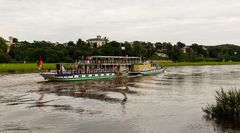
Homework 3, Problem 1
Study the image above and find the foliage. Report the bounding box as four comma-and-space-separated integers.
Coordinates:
0, 37, 9, 63
0, 63, 55, 73
0, 49, 10, 63
176, 41, 185, 48
0, 37, 8, 52
203, 89, 240, 120
1, 37, 240, 63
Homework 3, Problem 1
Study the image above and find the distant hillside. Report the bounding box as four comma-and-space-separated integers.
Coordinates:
214, 44, 240, 48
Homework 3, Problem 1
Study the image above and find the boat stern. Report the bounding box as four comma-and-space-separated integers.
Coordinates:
40, 73, 56, 80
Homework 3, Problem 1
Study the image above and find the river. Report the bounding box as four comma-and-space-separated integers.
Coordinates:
0, 65, 240, 133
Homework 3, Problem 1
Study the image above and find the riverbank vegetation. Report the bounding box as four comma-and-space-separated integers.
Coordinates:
0, 63, 55, 73
1, 37, 240, 63
158, 61, 240, 66
203, 89, 240, 121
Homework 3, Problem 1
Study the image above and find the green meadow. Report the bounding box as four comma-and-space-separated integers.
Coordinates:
0, 63, 55, 73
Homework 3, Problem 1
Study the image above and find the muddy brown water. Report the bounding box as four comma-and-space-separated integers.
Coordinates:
0, 65, 240, 133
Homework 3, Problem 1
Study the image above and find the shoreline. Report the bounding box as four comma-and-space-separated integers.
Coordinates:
158, 61, 240, 67
1, 62, 240, 73
0, 63, 55, 73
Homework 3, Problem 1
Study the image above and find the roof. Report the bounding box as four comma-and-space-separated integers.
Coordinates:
87, 38, 105, 41
91, 56, 141, 59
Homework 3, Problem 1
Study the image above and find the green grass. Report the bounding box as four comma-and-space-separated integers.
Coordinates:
0, 63, 55, 73
158, 61, 240, 67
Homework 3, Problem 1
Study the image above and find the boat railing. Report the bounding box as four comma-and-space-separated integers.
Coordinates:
41, 69, 57, 73
76, 60, 142, 65
41, 68, 119, 74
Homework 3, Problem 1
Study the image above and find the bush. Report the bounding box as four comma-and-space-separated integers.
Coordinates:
0, 49, 10, 63
203, 89, 240, 120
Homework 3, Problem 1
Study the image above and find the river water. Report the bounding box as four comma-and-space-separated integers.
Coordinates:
0, 65, 240, 133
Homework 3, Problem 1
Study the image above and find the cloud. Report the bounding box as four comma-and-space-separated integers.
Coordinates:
0, 0, 240, 45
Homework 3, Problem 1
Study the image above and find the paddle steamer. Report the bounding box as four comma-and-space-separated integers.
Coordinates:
40, 56, 164, 81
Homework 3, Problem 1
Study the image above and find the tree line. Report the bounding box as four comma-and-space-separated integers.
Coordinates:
0, 37, 240, 63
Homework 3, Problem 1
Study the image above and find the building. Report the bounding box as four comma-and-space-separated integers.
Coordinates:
6, 36, 14, 53
157, 53, 168, 58
87, 35, 108, 48
0, 36, 14, 53
182, 46, 192, 54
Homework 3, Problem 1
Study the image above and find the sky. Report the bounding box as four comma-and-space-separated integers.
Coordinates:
0, 0, 240, 45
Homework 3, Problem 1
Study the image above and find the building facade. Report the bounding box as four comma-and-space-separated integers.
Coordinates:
87, 36, 108, 48
0, 36, 14, 53
6, 36, 14, 53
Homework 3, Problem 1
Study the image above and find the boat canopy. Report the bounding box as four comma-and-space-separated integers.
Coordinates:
54, 56, 142, 66
91, 56, 141, 59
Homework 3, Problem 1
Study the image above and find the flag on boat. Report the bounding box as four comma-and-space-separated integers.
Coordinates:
38, 56, 43, 69
85, 56, 92, 60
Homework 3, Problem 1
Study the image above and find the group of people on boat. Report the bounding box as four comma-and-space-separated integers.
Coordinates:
40, 56, 164, 81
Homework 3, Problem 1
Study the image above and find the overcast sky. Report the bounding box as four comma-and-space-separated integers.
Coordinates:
1, 0, 240, 45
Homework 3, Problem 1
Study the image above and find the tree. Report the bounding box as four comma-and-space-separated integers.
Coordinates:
124, 42, 134, 56
145, 42, 156, 59
0, 37, 7, 53
0, 49, 9, 63
131, 41, 147, 57
67, 41, 75, 47
168, 45, 181, 62
13, 38, 18, 43
99, 41, 122, 56
155, 42, 163, 50
76, 38, 89, 49
4, 36, 240, 63
176, 41, 185, 49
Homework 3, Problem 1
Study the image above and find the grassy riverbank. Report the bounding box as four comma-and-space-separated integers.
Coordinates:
0, 63, 55, 73
158, 61, 240, 67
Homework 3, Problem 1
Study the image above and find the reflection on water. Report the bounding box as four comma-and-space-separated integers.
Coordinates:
32, 77, 138, 108
0, 65, 240, 133
204, 117, 240, 133
41, 78, 133, 102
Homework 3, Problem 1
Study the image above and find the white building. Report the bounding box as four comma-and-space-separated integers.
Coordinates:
182, 46, 192, 54
87, 35, 108, 48
6, 36, 14, 53
157, 53, 168, 58
0, 36, 14, 53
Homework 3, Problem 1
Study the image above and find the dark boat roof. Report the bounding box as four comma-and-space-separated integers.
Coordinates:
91, 56, 141, 59
55, 56, 141, 65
